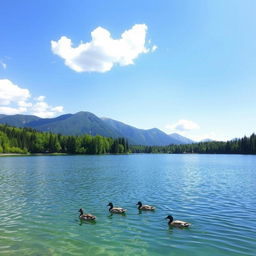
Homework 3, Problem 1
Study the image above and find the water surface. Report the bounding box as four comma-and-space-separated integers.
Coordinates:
0, 154, 255, 255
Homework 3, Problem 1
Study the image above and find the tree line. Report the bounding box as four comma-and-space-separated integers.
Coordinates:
1, 124, 256, 155
130, 133, 256, 155
0, 124, 129, 154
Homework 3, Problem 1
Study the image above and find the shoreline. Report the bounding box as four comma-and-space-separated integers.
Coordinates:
0, 153, 28, 156
0, 152, 130, 157
0, 153, 67, 157
0, 152, 256, 157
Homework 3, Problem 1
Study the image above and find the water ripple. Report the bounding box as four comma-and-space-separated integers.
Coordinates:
0, 154, 256, 255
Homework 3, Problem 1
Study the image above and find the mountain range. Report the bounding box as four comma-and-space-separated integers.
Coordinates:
0, 111, 194, 146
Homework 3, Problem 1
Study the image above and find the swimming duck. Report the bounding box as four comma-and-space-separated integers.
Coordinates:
79, 208, 96, 220
136, 201, 156, 211
107, 202, 127, 214
166, 215, 191, 228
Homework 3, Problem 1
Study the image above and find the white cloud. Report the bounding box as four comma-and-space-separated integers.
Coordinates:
165, 119, 200, 132
164, 119, 226, 142
18, 101, 32, 107
0, 61, 7, 69
0, 79, 64, 117
51, 106, 64, 112
32, 99, 63, 118
189, 132, 225, 142
0, 79, 30, 105
34, 95, 45, 102
0, 106, 26, 115
151, 45, 157, 52
51, 24, 156, 72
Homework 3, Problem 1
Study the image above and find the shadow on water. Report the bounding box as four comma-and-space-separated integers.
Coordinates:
167, 226, 174, 235
78, 219, 97, 226
107, 212, 127, 218
137, 209, 156, 215
167, 225, 191, 231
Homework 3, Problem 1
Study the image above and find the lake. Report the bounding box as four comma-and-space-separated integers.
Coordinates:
0, 154, 255, 255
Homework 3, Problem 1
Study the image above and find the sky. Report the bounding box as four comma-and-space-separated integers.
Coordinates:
0, 0, 256, 141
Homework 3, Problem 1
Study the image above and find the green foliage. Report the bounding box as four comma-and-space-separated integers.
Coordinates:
0, 124, 129, 154
2, 122, 255, 156
130, 134, 256, 155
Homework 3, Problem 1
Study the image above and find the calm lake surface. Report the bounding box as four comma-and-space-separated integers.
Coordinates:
0, 154, 255, 255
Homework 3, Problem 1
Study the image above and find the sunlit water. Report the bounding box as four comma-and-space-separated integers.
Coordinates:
0, 154, 255, 255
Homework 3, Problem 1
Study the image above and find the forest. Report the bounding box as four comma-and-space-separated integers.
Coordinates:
0, 124, 129, 154
1, 124, 256, 155
130, 133, 256, 155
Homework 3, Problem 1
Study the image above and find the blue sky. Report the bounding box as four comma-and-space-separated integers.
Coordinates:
0, 0, 256, 141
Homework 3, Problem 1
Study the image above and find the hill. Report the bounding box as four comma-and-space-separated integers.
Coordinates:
0, 111, 193, 146
168, 133, 194, 144
101, 118, 187, 146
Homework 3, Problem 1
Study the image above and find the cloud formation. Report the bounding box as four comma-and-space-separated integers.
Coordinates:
0, 106, 27, 115
165, 119, 200, 132
32, 98, 63, 118
0, 79, 30, 105
0, 79, 64, 118
189, 132, 224, 142
34, 95, 45, 102
0, 61, 7, 69
51, 24, 155, 72
151, 45, 157, 52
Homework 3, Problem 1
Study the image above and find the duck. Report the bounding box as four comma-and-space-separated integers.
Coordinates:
136, 201, 156, 211
107, 202, 127, 214
166, 215, 191, 228
78, 208, 96, 220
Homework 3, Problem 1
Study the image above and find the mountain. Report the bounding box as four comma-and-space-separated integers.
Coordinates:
0, 114, 40, 127
168, 133, 194, 144
29, 112, 121, 137
0, 112, 120, 137
101, 118, 189, 146
200, 138, 214, 142
0, 111, 193, 146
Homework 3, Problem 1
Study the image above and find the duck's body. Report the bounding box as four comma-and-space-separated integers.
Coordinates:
166, 215, 191, 228
79, 208, 96, 221
108, 203, 127, 214
169, 220, 191, 228
136, 201, 156, 211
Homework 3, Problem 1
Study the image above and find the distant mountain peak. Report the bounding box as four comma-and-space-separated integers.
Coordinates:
168, 133, 194, 144
0, 111, 194, 146
200, 138, 215, 142
148, 127, 161, 132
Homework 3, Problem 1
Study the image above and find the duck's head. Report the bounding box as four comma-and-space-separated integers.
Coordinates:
136, 201, 142, 206
166, 215, 173, 222
79, 208, 84, 214
107, 202, 113, 207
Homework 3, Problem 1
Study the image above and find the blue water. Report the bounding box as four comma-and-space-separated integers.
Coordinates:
0, 154, 255, 255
